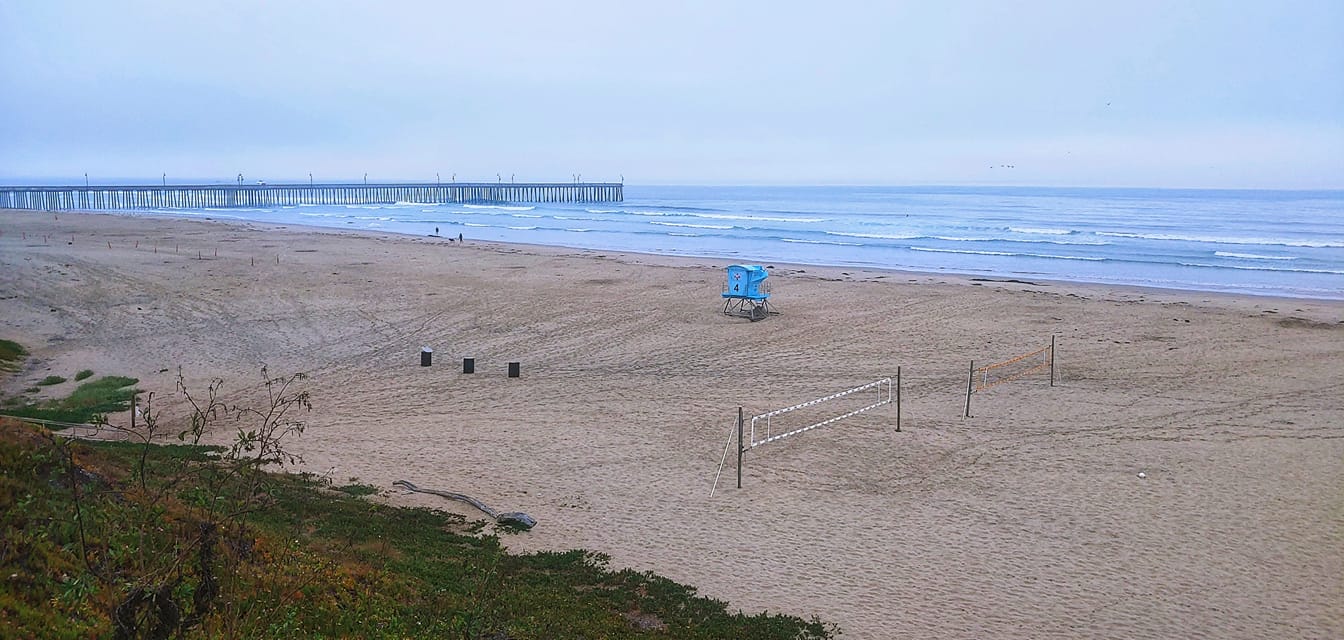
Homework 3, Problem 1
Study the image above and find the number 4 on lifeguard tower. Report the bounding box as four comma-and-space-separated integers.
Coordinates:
721, 264, 774, 322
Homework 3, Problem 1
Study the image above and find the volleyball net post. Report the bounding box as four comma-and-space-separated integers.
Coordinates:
1050, 334, 1056, 387
895, 366, 902, 432
736, 407, 744, 490
964, 360, 975, 418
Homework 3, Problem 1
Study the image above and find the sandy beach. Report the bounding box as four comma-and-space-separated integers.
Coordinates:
3, 209, 1341, 638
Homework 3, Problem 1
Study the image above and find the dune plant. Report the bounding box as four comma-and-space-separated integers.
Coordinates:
0, 339, 25, 371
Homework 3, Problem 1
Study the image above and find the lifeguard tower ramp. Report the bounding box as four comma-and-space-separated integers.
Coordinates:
722, 264, 774, 321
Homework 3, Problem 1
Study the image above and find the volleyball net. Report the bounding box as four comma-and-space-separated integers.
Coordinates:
964, 337, 1055, 417
712, 376, 897, 496
747, 378, 892, 449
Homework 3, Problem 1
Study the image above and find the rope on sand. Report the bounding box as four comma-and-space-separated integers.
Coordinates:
393, 480, 536, 530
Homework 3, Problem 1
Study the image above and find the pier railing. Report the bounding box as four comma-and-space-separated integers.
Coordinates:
0, 182, 623, 210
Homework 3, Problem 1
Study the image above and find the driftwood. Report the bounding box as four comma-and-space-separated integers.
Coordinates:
392, 480, 536, 530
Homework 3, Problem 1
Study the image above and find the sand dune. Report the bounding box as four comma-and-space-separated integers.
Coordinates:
3, 209, 1341, 638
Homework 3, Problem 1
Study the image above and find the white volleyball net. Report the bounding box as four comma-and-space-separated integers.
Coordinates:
712, 378, 893, 496
747, 378, 892, 449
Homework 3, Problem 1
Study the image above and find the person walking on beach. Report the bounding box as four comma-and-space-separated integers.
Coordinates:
458, 232, 463, 243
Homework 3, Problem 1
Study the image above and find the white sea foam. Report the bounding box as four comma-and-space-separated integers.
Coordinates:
911, 247, 1016, 256
931, 235, 997, 242
511, 213, 542, 218
564, 228, 592, 232
650, 221, 733, 230
693, 212, 826, 223
1010, 226, 1073, 235
667, 232, 701, 237
506, 225, 538, 230
393, 201, 437, 206
1098, 231, 1344, 248
827, 231, 921, 240
464, 222, 490, 227
1180, 261, 1344, 274
1214, 251, 1296, 261
585, 208, 621, 214
911, 246, 1106, 261
463, 204, 536, 211
782, 238, 863, 246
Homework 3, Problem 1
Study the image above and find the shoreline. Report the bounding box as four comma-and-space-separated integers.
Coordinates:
3, 208, 1342, 638
47, 208, 1344, 312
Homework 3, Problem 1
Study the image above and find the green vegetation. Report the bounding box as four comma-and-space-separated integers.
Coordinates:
4, 375, 138, 424
333, 482, 380, 497
0, 339, 24, 371
74, 369, 95, 381
0, 369, 838, 639
37, 375, 67, 386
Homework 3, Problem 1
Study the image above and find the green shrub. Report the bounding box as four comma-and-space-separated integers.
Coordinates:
73, 370, 94, 381
5, 376, 138, 424
37, 376, 67, 386
334, 483, 380, 497
0, 339, 25, 370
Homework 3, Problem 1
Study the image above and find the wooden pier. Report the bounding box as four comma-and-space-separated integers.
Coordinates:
0, 182, 623, 211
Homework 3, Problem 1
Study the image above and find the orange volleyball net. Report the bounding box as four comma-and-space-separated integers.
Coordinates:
964, 337, 1055, 417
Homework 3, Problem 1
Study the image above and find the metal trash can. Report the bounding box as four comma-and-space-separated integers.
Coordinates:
420, 347, 433, 367
463, 357, 475, 374
507, 362, 520, 378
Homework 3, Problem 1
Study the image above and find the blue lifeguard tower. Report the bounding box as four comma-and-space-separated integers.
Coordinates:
722, 264, 773, 321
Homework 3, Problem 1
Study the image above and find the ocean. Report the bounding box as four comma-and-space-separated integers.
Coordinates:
144, 185, 1343, 300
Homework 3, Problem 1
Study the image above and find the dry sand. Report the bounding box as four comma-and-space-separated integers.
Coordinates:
3, 209, 1342, 638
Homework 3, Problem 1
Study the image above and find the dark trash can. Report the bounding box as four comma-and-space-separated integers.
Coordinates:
463, 357, 475, 374
420, 347, 433, 367
507, 362, 520, 378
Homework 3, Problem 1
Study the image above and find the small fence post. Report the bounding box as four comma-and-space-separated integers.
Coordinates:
736, 407, 744, 489
964, 360, 975, 418
895, 367, 902, 432
1050, 335, 1056, 387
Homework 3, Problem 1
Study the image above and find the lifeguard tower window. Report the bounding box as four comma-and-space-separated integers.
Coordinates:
722, 264, 774, 321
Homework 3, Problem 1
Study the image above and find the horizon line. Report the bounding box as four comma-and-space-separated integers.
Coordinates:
1, 178, 1341, 193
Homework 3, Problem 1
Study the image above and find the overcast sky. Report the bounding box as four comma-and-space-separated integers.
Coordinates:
1, 1, 1340, 188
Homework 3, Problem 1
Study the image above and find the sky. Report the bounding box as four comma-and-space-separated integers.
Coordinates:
1, 0, 1341, 188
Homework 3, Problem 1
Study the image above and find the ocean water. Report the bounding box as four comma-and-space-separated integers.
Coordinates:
143, 185, 1343, 300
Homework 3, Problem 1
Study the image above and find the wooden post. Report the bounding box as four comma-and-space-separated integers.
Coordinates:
130, 393, 137, 431
1049, 335, 1056, 387
895, 366, 902, 432
736, 407, 744, 489
964, 360, 975, 418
